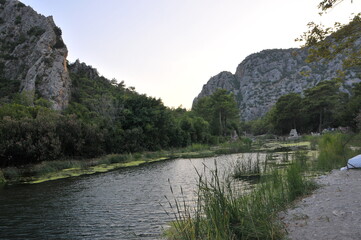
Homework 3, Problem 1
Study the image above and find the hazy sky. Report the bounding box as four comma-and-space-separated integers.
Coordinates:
20, 0, 360, 109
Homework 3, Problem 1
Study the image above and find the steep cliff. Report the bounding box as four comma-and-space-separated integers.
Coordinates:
194, 24, 361, 121
0, 0, 70, 110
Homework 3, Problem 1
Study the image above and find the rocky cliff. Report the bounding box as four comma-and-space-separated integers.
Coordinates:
68, 59, 100, 80
194, 26, 361, 121
0, 0, 70, 110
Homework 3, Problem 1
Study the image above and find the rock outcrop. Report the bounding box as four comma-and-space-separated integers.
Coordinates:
0, 0, 70, 110
68, 59, 99, 80
194, 29, 361, 121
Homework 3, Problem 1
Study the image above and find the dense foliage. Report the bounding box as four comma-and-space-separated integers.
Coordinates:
0, 65, 240, 167
193, 89, 240, 136
247, 78, 361, 135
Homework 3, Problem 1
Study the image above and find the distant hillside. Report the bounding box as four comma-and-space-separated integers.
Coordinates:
194, 20, 361, 121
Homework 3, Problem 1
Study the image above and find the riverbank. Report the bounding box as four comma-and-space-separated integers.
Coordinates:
0, 139, 311, 185
281, 169, 361, 240
0, 141, 246, 185
0, 150, 206, 185
163, 133, 361, 239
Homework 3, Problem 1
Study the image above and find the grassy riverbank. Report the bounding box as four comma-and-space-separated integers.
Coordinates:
0, 136, 325, 185
164, 133, 361, 240
0, 139, 254, 185
164, 153, 317, 240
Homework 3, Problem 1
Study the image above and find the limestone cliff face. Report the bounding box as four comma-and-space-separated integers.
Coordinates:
0, 0, 70, 110
194, 33, 361, 121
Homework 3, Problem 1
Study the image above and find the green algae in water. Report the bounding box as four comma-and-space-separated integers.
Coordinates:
25, 159, 166, 184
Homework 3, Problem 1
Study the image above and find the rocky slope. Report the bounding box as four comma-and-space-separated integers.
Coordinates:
194, 29, 361, 121
0, 0, 70, 110
68, 59, 100, 80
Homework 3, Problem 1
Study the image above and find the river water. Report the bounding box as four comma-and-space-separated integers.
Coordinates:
0, 153, 264, 240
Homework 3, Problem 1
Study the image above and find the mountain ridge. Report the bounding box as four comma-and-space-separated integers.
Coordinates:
194, 26, 361, 121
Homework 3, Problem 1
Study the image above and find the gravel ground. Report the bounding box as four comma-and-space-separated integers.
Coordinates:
281, 169, 361, 240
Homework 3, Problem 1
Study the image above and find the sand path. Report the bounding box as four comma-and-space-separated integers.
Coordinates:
281, 169, 361, 240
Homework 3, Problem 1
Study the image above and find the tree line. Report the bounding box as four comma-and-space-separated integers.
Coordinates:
0, 67, 240, 167
247, 79, 361, 135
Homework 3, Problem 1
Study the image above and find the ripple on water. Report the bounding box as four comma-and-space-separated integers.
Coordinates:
0, 153, 265, 239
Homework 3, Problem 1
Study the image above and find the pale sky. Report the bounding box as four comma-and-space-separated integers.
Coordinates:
20, 0, 361, 109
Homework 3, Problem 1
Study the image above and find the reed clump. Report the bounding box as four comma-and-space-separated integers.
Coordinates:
232, 153, 262, 181
165, 152, 316, 240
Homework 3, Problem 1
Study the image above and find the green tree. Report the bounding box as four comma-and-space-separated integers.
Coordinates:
193, 89, 239, 136
211, 89, 240, 136
302, 80, 341, 132
340, 82, 361, 129
271, 93, 303, 134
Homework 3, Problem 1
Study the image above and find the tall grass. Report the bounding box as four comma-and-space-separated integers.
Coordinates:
184, 144, 211, 152
232, 153, 262, 181
165, 153, 317, 240
286, 161, 308, 201
2, 167, 21, 181
0, 170, 6, 184
302, 135, 320, 150
215, 139, 253, 155
316, 133, 352, 171
30, 160, 83, 176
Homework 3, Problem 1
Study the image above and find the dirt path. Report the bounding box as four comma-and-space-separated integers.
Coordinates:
281, 169, 361, 240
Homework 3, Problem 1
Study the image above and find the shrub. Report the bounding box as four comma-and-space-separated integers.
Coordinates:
53, 26, 62, 36
185, 143, 210, 152
316, 133, 350, 171
53, 39, 65, 49
15, 16, 21, 25
27, 26, 46, 37
31, 160, 80, 176
2, 167, 20, 181
16, 2, 25, 8
108, 154, 130, 164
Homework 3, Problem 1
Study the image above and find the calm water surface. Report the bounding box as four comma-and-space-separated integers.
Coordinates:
0, 153, 264, 240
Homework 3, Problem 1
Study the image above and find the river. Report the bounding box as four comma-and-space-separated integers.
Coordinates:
0, 153, 265, 240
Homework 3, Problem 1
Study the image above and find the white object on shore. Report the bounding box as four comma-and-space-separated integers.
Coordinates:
340, 167, 347, 171
347, 154, 361, 168
340, 154, 361, 170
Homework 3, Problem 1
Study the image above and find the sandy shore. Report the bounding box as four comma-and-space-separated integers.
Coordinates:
281, 169, 361, 240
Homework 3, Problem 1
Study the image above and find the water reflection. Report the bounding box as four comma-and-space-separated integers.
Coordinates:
0, 153, 265, 240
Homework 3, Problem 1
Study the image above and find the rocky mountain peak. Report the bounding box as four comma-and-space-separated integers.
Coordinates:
194, 27, 361, 121
0, 0, 70, 110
